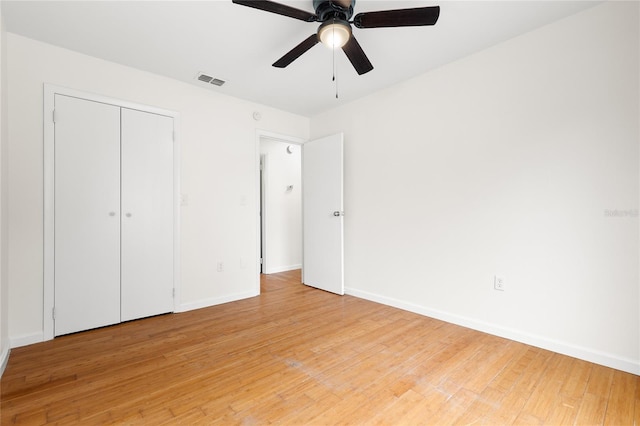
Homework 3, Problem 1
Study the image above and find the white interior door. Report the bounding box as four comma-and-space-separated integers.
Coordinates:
54, 95, 121, 336
302, 133, 344, 295
120, 108, 174, 322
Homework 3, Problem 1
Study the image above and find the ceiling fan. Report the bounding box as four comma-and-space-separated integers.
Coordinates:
232, 0, 440, 75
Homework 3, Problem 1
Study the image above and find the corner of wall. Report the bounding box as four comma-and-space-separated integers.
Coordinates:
0, 1, 10, 376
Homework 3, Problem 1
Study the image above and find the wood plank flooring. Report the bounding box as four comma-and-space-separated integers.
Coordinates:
1, 270, 638, 425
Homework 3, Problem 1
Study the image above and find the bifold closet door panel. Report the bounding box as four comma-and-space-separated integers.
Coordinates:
54, 95, 122, 336
120, 108, 174, 322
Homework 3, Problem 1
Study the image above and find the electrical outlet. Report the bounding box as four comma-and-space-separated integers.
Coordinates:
217, 262, 224, 272
494, 276, 505, 291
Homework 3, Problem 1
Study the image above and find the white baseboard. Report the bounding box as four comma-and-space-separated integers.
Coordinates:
0, 344, 10, 377
263, 264, 302, 274
10, 332, 44, 348
177, 290, 258, 313
345, 287, 639, 376
6, 293, 260, 348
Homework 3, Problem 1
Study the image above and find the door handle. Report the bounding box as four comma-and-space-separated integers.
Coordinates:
333, 211, 344, 217
125, 213, 132, 218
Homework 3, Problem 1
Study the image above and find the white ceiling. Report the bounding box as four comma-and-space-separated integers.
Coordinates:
2, 0, 601, 117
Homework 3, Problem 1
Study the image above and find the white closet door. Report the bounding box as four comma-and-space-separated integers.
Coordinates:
54, 95, 121, 336
120, 108, 174, 321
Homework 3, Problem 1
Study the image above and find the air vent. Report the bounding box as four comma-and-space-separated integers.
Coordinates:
196, 72, 226, 87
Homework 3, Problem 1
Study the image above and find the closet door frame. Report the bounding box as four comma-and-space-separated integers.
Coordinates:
43, 84, 181, 341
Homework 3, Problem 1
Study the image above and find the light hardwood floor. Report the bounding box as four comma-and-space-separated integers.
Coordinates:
1, 270, 638, 425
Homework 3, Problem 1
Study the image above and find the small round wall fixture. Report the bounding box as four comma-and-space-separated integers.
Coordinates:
253, 111, 262, 121
286, 145, 294, 154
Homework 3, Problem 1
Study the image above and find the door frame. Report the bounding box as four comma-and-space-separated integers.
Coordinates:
255, 130, 304, 294
260, 153, 267, 274
43, 84, 181, 341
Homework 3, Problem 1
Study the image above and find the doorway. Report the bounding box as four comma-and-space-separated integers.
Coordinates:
259, 136, 303, 277
255, 131, 345, 296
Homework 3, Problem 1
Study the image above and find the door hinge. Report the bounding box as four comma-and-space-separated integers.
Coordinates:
52, 307, 56, 320
260, 258, 263, 265
52, 109, 56, 123
172, 288, 175, 298
172, 131, 176, 143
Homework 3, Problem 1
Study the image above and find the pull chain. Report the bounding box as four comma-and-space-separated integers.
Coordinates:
333, 46, 339, 99
332, 31, 335, 82
331, 48, 338, 99
335, 56, 339, 99
330, 19, 339, 99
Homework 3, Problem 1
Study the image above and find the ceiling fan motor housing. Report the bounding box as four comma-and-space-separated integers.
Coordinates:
313, 0, 355, 21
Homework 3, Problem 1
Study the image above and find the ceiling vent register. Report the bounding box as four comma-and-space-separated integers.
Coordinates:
196, 73, 226, 86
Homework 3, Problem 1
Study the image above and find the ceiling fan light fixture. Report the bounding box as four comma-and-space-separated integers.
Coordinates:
318, 20, 351, 49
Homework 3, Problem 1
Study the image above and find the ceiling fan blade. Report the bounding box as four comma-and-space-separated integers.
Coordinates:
232, 0, 317, 22
353, 6, 440, 29
341, 36, 373, 75
273, 34, 319, 68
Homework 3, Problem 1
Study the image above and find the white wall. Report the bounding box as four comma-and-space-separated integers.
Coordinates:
260, 140, 302, 274
0, 2, 10, 375
6, 33, 309, 345
4, 2, 638, 376
311, 1, 639, 374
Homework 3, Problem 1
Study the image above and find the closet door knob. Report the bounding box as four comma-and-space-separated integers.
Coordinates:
125, 213, 132, 218
108, 212, 116, 217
